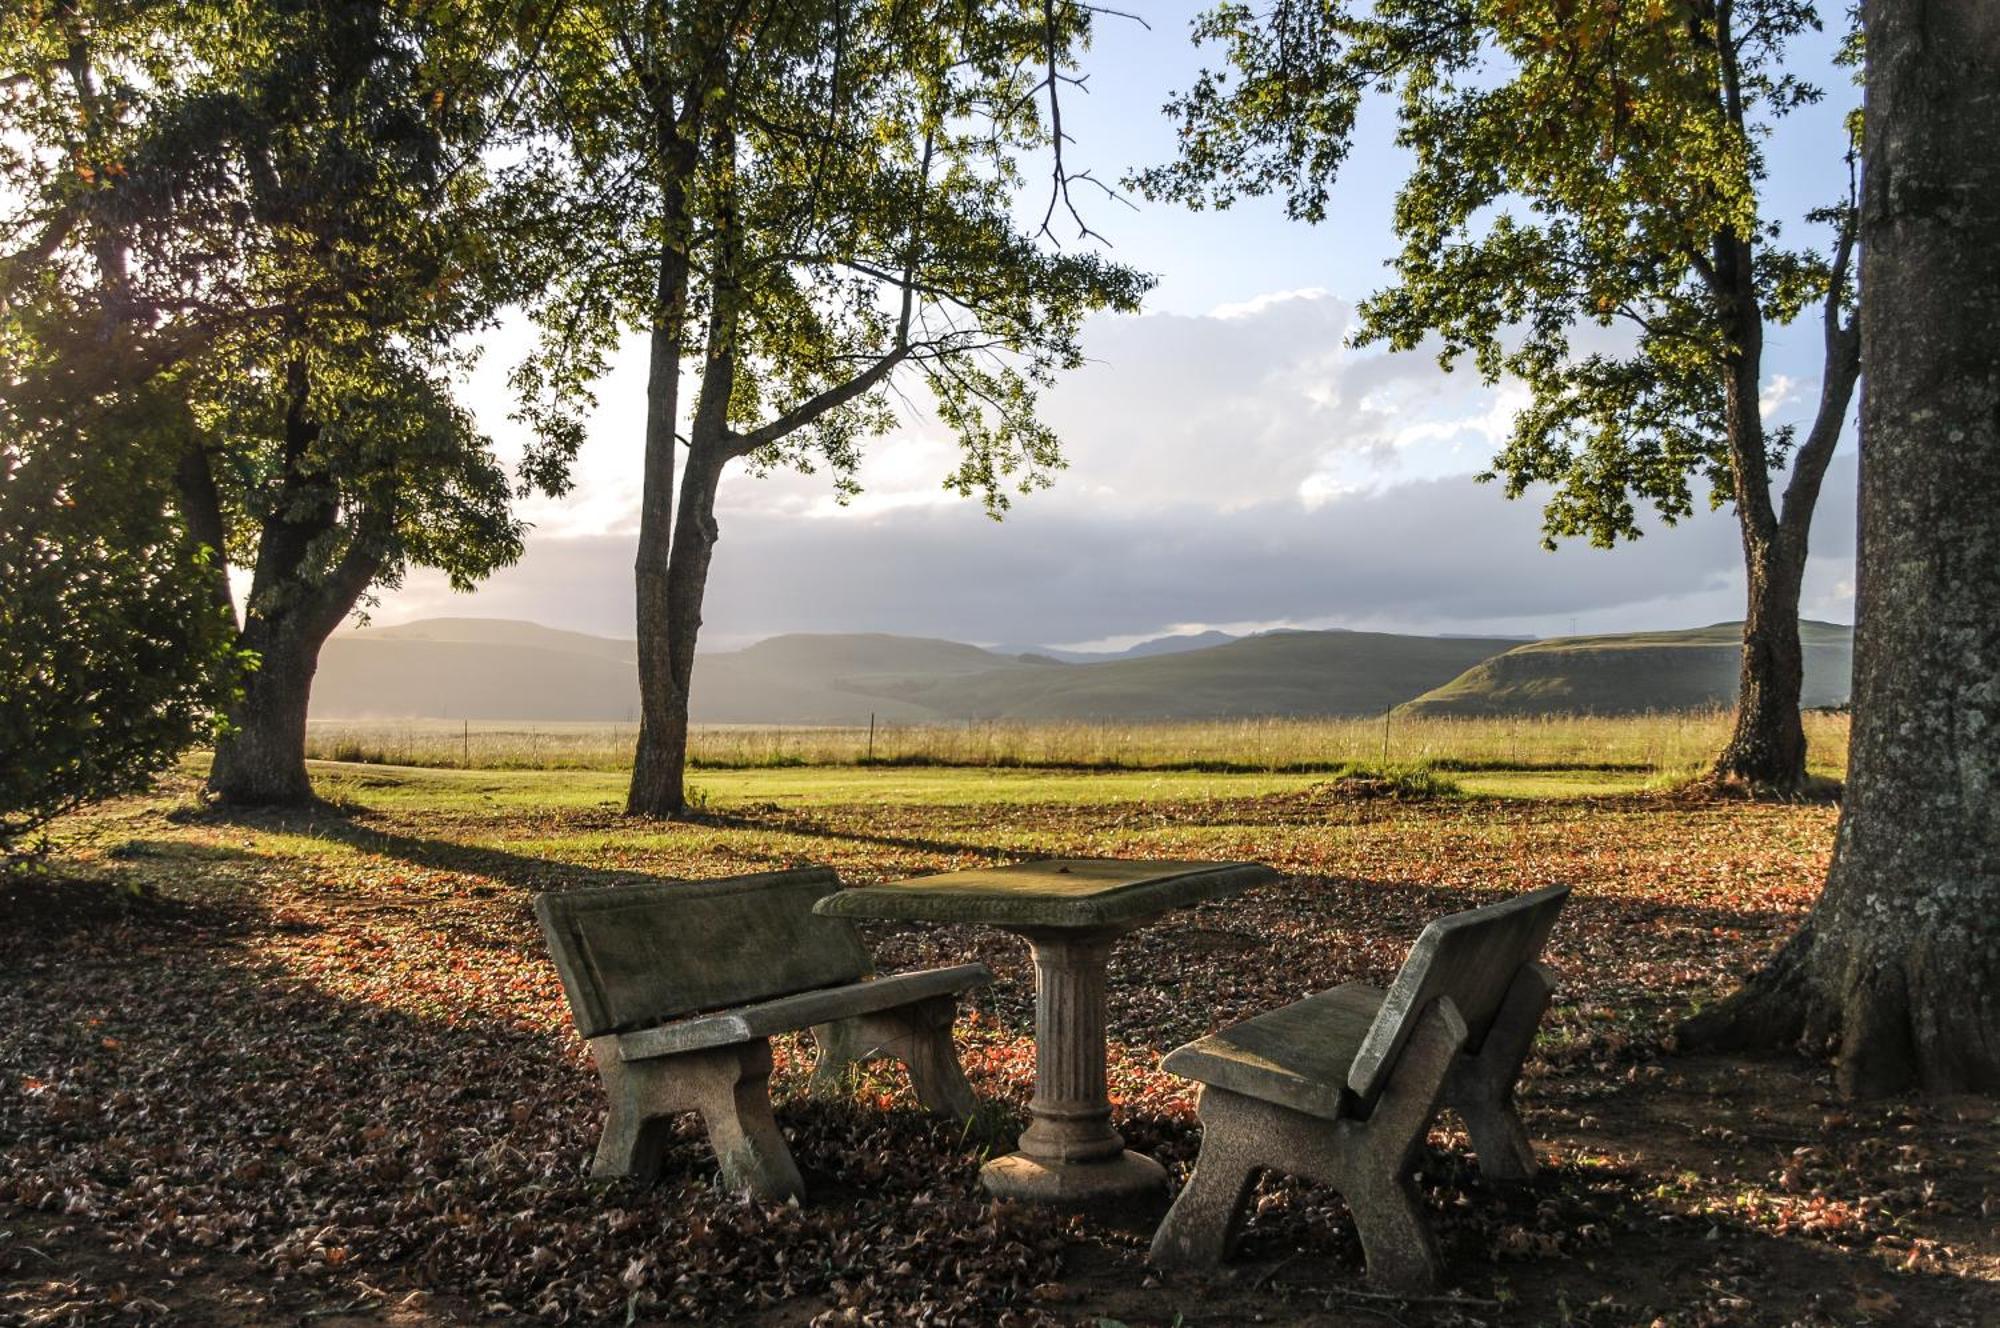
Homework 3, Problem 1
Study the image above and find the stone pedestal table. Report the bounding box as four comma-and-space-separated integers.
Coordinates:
814, 858, 1277, 1209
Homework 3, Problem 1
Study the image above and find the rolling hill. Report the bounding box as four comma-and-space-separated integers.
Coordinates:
309, 619, 1519, 723
309, 616, 1854, 725
840, 629, 1522, 720
1395, 620, 1854, 717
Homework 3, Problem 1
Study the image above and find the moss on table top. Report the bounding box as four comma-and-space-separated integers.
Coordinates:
814, 858, 1278, 929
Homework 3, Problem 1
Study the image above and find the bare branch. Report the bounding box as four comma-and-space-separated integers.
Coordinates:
1037, 0, 1117, 245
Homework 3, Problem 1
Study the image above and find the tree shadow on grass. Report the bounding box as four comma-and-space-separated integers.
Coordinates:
692, 806, 1021, 864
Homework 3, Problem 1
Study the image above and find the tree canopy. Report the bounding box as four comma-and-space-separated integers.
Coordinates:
2, 0, 581, 803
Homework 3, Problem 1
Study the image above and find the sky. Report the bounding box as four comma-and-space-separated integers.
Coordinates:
369, 4, 1862, 652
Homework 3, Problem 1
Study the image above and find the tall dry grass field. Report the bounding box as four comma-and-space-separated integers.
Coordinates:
303, 709, 1850, 778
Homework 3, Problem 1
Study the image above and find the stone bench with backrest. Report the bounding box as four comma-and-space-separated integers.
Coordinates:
534, 866, 992, 1201
1149, 883, 1570, 1290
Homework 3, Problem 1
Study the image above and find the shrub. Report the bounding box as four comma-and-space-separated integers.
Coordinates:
1, 424, 240, 856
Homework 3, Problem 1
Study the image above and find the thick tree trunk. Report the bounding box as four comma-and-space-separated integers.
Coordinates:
1679, 0, 2000, 1096
202, 357, 389, 805
208, 622, 318, 805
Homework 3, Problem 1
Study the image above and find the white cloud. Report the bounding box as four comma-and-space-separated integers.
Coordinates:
1207, 287, 1331, 320
1760, 373, 1803, 423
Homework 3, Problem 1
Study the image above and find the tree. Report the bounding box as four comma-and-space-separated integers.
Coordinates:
1141, 0, 1861, 793
518, 0, 1150, 816
1679, 0, 1999, 1096
2, 0, 575, 804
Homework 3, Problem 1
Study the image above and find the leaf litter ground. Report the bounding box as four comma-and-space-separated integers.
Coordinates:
2, 770, 1996, 1328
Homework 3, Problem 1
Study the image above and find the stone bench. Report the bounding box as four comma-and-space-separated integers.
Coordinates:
1149, 883, 1570, 1289
534, 866, 992, 1200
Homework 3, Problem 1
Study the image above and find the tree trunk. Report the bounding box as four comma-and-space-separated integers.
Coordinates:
630, 97, 737, 819
1713, 529, 1810, 791
630, 445, 729, 816
1679, 0, 2000, 1096
627, 299, 689, 814
627, 66, 703, 818
1707, 216, 1813, 795
208, 621, 318, 805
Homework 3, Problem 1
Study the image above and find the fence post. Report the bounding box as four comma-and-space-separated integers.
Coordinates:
867, 712, 876, 763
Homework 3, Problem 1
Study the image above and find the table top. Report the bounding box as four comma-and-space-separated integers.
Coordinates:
812, 858, 1279, 930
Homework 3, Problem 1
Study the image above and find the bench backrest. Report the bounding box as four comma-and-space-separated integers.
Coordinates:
533, 867, 872, 1038
1347, 884, 1570, 1104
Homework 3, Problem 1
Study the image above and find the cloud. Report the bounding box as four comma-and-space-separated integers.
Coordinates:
380, 453, 1858, 648
1760, 373, 1803, 423
378, 291, 1858, 647
519, 291, 1525, 534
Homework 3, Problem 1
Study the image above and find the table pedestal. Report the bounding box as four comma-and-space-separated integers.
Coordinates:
979, 925, 1169, 1208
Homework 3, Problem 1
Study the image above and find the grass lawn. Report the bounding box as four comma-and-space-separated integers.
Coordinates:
3, 761, 1992, 1328
303, 759, 1347, 811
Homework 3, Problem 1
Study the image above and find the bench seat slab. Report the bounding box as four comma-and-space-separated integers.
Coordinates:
1160, 981, 1384, 1122
616, 963, 992, 1061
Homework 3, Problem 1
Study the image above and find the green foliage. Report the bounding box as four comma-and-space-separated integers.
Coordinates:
1, 0, 584, 804
520, 0, 1153, 513
1, 0, 568, 633
1141, 0, 1859, 548
0, 403, 241, 855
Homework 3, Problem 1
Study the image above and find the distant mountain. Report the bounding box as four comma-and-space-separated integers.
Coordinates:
310, 619, 1519, 723
313, 619, 638, 721
1120, 630, 1242, 659
1396, 620, 1854, 718
313, 621, 1034, 723
996, 630, 1241, 664
689, 633, 1044, 724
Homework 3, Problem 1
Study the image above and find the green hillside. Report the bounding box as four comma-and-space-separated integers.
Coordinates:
846, 629, 1524, 720
1396, 620, 1854, 717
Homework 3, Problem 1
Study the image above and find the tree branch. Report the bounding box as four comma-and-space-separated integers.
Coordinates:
1777, 210, 1861, 544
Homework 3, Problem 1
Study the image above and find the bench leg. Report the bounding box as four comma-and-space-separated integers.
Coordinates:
1149, 1087, 1260, 1269
588, 1037, 805, 1200
1336, 998, 1466, 1291
1445, 962, 1554, 1182
810, 994, 977, 1120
